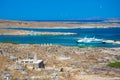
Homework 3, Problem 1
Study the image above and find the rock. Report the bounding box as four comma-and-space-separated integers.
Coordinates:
97, 58, 103, 63
79, 71, 86, 75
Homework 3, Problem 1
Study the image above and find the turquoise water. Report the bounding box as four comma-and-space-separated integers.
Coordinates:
1, 28, 120, 47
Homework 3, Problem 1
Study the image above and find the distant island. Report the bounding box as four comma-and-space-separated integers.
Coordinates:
0, 19, 120, 28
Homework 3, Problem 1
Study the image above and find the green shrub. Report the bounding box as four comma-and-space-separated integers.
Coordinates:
79, 46, 85, 48
107, 62, 120, 68
1, 41, 19, 44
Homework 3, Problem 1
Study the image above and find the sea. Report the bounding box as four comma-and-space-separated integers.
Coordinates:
0, 20, 120, 47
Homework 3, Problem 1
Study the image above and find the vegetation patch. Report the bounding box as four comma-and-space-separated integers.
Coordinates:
107, 62, 120, 68
79, 46, 86, 48
1, 41, 19, 44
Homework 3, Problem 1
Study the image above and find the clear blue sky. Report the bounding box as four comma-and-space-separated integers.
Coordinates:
0, 0, 120, 20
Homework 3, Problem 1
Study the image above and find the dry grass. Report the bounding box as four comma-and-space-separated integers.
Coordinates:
0, 43, 120, 79
0, 54, 13, 72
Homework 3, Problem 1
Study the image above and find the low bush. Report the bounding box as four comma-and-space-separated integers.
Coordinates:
1, 41, 19, 44
107, 62, 120, 68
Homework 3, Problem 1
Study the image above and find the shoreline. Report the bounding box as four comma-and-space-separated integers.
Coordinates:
0, 26, 120, 36
0, 29, 77, 36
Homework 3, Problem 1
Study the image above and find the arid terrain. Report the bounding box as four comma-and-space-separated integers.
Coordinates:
0, 43, 120, 80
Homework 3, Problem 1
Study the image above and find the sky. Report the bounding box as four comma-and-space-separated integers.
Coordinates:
0, 0, 120, 20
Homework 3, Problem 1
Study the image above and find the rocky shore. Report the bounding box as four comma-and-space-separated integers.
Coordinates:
0, 43, 120, 80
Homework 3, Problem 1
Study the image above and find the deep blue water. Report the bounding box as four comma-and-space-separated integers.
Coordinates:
1, 28, 120, 47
